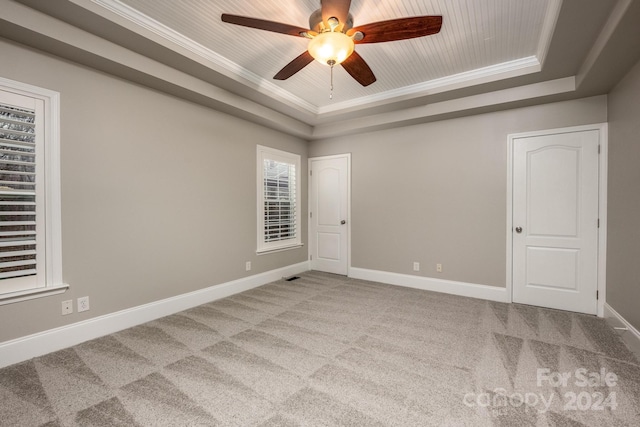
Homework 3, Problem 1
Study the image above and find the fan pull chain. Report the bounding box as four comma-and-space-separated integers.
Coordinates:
328, 59, 336, 100
330, 64, 334, 99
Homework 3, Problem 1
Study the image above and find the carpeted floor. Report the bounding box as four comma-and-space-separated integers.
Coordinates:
1, 271, 639, 426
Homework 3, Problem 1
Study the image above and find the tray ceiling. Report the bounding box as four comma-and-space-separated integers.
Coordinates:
109, 0, 555, 113
4, 0, 640, 138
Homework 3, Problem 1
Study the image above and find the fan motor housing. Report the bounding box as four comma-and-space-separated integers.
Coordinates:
309, 8, 354, 32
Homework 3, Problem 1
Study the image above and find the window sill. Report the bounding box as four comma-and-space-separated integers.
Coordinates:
0, 283, 69, 306
257, 243, 304, 255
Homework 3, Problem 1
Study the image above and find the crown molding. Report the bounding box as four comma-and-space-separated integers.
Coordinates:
317, 56, 541, 115
312, 76, 577, 139
84, 0, 559, 121
86, 0, 319, 114
536, 0, 563, 66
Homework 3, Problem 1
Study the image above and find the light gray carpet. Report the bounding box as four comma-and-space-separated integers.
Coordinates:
1, 271, 639, 426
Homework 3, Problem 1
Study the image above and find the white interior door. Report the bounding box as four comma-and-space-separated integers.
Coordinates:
309, 155, 349, 275
512, 129, 600, 314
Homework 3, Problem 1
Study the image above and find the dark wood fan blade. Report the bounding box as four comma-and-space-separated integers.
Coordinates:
321, 0, 351, 27
221, 14, 309, 37
348, 16, 442, 43
341, 51, 376, 86
274, 51, 315, 80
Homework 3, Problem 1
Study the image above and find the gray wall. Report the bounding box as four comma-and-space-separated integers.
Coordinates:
0, 39, 307, 342
309, 96, 607, 287
1, 32, 632, 344
607, 58, 640, 332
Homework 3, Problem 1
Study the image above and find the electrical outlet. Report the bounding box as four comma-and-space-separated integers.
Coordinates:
436, 263, 443, 273
245, 261, 251, 271
77, 296, 90, 312
62, 300, 73, 315
413, 262, 420, 271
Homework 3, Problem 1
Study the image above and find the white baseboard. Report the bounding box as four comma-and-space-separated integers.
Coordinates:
604, 303, 640, 359
0, 261, 309, 369
349, 267, 509, 303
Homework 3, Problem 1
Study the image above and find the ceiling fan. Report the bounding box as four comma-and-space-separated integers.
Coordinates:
221, 0, 442, 87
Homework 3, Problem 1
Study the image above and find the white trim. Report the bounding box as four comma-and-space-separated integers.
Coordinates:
86, 0, 558, 119
604, 303, 640, 359
0, 261, 309, 369
318, 57, 541, 115
597, 124, 608, 317
44, 86, 64, 290
0, 77, 60, 103
312, 77, 577, 140
506, 123, 608, 316
0, 283, 68, 306
308, 153, 352, 276
536, 0, 563, 66
0, 77, 64, 299
256, 244, 304, 255
256, 145, 302, 254
506, 133, 514, 303
349, 268, 508, 303
88, 0, 318, 115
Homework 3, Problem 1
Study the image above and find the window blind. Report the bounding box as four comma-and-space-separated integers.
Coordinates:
263, 159, 297, 243
0, 103, 37, 281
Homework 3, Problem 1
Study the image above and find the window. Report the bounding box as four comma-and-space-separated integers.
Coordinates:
0, 78, 65, 304
257, 145, 301, 253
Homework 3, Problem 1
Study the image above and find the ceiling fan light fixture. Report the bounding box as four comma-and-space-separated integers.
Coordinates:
307, 31, 355, 66
222, 5, 442, 88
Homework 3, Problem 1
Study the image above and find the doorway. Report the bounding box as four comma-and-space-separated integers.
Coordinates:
308, 154, 350, 275
507, 124, 607, 315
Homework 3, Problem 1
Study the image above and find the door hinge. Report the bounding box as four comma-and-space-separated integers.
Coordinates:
598, 145, 601, 154
597, 218, 600, 228
310, 212, 312, 218
597, 290, 599, 300
310, 170, 312, 176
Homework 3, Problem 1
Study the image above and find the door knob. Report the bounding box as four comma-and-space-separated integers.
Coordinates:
515, 226, 523, 233
340, 220, 346, 225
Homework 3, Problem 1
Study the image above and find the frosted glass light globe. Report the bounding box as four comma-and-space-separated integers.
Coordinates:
308, 32, 355, 65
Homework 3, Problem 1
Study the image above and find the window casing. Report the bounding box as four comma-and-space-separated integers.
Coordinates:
257, 145, 301, 253
0, 78, 65, 304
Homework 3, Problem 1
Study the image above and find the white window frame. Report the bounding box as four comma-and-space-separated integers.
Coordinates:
0, 77, 66, 305
256, 145, 302, 254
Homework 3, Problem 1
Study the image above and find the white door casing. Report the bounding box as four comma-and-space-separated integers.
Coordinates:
309, 155, 350, 275
510, 125, 605, 315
